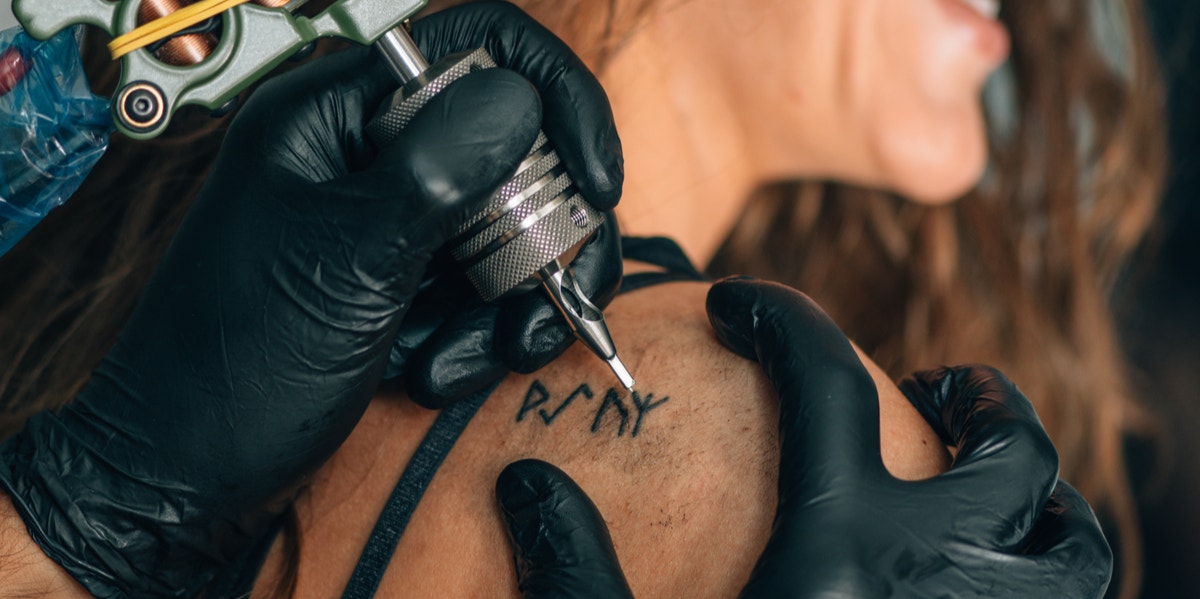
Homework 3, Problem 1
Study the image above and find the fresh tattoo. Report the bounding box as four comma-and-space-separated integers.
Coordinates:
516, 380, 594, 425
516, 380, 669, 438
591, 388, 630, 436
630, 389, 669, 437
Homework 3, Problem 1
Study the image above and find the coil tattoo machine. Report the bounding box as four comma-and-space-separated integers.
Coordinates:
12, 0, 634, 389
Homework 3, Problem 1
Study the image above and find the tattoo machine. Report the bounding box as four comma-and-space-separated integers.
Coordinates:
11, 0, 634, 390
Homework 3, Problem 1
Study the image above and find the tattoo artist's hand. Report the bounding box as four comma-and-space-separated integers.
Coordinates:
496, 459, 636, 599
0, 45, 543, 597
391, 1, 625, 407
494, 277, 1112, 599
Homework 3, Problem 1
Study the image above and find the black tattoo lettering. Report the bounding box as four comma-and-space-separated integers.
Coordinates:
516, 380, 551, 423
630, 391, 669, 437
517, 380, 669, 438
540, 383, 594, 424
517, 381, 595, 424
591, 388, 630, 437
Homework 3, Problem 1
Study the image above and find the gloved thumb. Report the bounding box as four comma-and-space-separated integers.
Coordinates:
1019, 481, 1113, 595
706, 277, 887, 487
899, 365, 1059, 550
496, 459, 635, 599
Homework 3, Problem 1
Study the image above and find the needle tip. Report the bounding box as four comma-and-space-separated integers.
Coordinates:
607, 355, 635, 391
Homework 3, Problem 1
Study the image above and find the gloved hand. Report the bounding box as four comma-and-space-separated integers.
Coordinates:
494, 277, 1112, 598
391, 1, 626, 407
0, 37, 547, 599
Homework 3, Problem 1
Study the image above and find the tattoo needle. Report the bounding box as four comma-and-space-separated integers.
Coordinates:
538, 259, 635, 391
372, 27, 636, 392
607, 355, 635, 391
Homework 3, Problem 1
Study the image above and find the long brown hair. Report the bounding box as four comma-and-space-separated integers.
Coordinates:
466, 1, 1166, 596
706, 4, 1165, 597
0, 1, 1164, 598
0, 53, 226, 434
0, 26, 313, 599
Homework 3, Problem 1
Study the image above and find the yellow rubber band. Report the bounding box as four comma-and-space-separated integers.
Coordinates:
108, 0, 253, 60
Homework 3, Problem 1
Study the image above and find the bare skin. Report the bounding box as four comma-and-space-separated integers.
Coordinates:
0, 0, 1006, 591
0, 273, 947, 598
601, 0, 1007, 262
0, 496, 87, 597
250, 274, 950, 598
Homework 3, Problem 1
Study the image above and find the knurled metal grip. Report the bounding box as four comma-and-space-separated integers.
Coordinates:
367, 48, 604, 302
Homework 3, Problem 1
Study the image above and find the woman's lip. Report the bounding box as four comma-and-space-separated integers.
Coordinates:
936, 0, 1011, 65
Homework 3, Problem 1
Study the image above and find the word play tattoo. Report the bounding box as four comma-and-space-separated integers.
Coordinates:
517, 380, 669, 438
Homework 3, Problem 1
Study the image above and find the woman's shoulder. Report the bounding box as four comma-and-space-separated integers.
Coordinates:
254, 279, 947, 597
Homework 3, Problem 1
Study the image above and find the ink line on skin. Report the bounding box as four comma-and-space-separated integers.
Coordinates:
592, 388, 630, 437
517, 380, 670, 439
517, 382, 595, 425
630, 391, 669, 437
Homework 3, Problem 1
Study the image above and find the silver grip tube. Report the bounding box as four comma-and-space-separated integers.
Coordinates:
369, 30, 633, 390
367, 47, 604, 301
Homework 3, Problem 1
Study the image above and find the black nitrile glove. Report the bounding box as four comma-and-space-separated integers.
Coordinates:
494, 277, 1112, 599
390, 1, 626, 407
497, 459, 636, 599
0, 42, 543, 598
393, 214, 622, 404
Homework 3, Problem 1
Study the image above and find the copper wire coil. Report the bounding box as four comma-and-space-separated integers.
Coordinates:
138, 0, 218, 66
252, 0, 291, 7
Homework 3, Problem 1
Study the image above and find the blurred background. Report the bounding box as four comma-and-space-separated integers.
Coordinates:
1, 1, 1197, 596
1122, 1, 1200, 596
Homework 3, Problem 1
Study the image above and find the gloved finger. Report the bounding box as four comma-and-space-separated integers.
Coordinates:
412, 2, 623, 208
347, 68, 542, 253
405, 303, 507, 409
706, 277, 887, 490
1009, 481, 1113, 598
383, 307, 446, 382
900, 366, 1059, 549
383, 274, 460, 381
227, 46, 400, 175
496, 459, 635, 599
398, 216, 618, 405
495, 215, 623, 374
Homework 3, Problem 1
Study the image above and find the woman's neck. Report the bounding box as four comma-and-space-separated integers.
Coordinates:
596, 1, 851, 267
599, 18, 760, 267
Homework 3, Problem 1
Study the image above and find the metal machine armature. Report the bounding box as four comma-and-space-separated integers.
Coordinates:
12, 0, 633, 389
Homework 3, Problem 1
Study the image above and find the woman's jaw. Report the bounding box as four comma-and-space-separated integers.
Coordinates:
815, 0, 1011, 204
600, 0, 1011, 262
739, 0, 1012, 204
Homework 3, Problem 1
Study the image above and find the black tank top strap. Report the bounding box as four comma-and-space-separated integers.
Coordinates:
619, 236, 709, 293
340, 236, 705, 596
219, 236, 706, 598
340, 381, 496, 599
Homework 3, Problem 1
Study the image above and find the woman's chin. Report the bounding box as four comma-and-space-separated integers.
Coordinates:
881, 146, 987, 205
896, 171, 981, 204
867, 111, 990, 204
